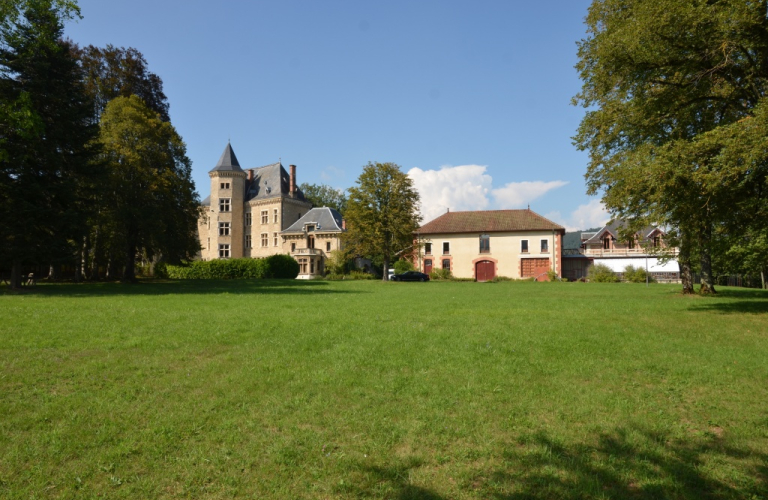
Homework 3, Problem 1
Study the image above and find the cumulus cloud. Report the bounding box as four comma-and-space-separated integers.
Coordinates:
407, 165, 492, 223
492, 181, 569, 208
546, 199, 610, 231
407, 164, 568, 223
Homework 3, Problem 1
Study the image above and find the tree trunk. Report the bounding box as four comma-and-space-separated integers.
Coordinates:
10, 259, 22, 289
698, 223, 716, 295
382, 257, 389, 282
74, 260, 82, 283
679, 229, 694, 294
48, 263, 61, 281
762, 269, 766, 290
124, 239, 137, 282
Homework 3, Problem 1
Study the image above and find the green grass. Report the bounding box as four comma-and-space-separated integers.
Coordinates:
1, 280, 767, 499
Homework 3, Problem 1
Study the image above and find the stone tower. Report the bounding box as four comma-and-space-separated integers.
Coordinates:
207, 143, 247, 259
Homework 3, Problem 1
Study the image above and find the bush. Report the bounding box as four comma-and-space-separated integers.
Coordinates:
347, 270, 376, 280
429, 268, 453, 281
587, 263, 619, 283
161, 255, 298, 280
325, 250, 350, 276
393, 259, 415, 275
546, 270, 558, 282
489, 276, 513, 283
623, 265, 655, 283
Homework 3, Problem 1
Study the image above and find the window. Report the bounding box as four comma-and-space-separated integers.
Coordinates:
261, 210, 268, 224
261, 233, 268, 247
479, 234, 490, 254
653, 235, 661, 247
310, 259, 315, 274
245, 235, 252, 248
443, 242, 450, 255
541, 239, 548, 252
218, 244, 230, 258
220, 182, 230, 190
245, 213, 252, 226
521, 240, 529, 253
218, 222, 230, 236
442, 259, 450, 270
274, 232, 278, 247
424, 243, 432, 255
274, 209, 279, 224
219, 198, 231, 212
291, 242, 296, 252
297, 213, 301, 221
307, 225, 315, 232
326, 241, 331, 252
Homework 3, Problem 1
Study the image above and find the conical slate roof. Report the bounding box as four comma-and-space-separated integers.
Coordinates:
209, 142, 242, 172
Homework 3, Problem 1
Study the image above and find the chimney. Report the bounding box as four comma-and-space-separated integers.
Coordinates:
342, 218, 346, 230
289, 165, 296, 197
248, 169, 253, 181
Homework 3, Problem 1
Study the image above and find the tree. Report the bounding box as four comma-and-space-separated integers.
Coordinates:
574, 0, 768, 294
0, 0, 99, 288
73, 43, 170, 122
97, 95, 200, 282
343, 162, 421, 281
298, 182, 347, 214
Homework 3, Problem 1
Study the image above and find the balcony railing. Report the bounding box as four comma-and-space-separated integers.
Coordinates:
292, 248, 323, 257
566, 247, 679, 258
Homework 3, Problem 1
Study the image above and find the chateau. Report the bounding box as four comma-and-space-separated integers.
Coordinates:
197, 143, 343, 278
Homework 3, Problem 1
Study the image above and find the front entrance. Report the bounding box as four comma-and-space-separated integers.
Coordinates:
424, 259, 432, 274
475, 260, 495, 282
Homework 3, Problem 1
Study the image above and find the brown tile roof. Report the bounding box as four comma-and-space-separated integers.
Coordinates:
416, 210, 564, 234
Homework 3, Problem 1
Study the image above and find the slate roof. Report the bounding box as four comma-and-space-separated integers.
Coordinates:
416, 210, 564, 235
201, 195, 210, 206
244, 162, 307, 203
282, 207, 344, 234
583, 220, 662, 245
209, 143, 242, 172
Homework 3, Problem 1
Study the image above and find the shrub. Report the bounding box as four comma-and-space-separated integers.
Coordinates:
347, 270, 376, 280
429, 268, 453, 281
623, 264, 655, 283
264, 254, 300, 279
546, 270, 558, 282
161, 255, 298, 280
587, 263, 619, 283
325, 250, 350, 276
393, 259, 415, 275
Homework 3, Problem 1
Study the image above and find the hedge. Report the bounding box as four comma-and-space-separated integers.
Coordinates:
156, 254, 299, 280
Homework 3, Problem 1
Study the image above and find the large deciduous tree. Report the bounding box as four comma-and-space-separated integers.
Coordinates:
0, 0, 99, 288
343, 162, 421, 281
74, 43, 170, 122
97, 95, 199, 282
574, 0, 768, 294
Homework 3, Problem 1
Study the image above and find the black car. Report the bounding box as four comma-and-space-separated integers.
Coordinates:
391, 271, 430, 282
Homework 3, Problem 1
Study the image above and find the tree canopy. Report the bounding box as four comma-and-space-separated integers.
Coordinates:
299, 182, 348, 214
96, 95, 199, 281
342, 162, 421, 280
574, 0, 768, 293
0, 0, 99, 287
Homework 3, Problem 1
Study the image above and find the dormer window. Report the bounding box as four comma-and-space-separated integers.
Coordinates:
306, 225, 315, 232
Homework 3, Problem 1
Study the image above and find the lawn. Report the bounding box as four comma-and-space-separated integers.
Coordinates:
1, 280, 767, 499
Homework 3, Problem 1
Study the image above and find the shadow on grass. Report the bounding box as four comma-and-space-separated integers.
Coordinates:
339, 457, 447, 499
480, 427, 767, 499
685, 287, 768, 315
0, 279, 367, 298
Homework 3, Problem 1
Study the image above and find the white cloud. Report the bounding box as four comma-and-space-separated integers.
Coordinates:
492, 180, 569, 208
546, 199, 610, 231
407, 164, 569, 223
407, 165, 492, 223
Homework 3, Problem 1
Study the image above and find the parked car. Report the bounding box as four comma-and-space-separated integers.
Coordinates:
391, 271, 430, 282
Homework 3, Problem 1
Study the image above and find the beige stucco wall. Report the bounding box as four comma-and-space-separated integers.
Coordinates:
415, 231, 562, 279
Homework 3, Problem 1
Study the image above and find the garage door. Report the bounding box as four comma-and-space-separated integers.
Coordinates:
521, 258, 550, 279
475, 260, 495, 282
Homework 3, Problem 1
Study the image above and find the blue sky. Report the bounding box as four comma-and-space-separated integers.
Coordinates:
65, 0, 607, 230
